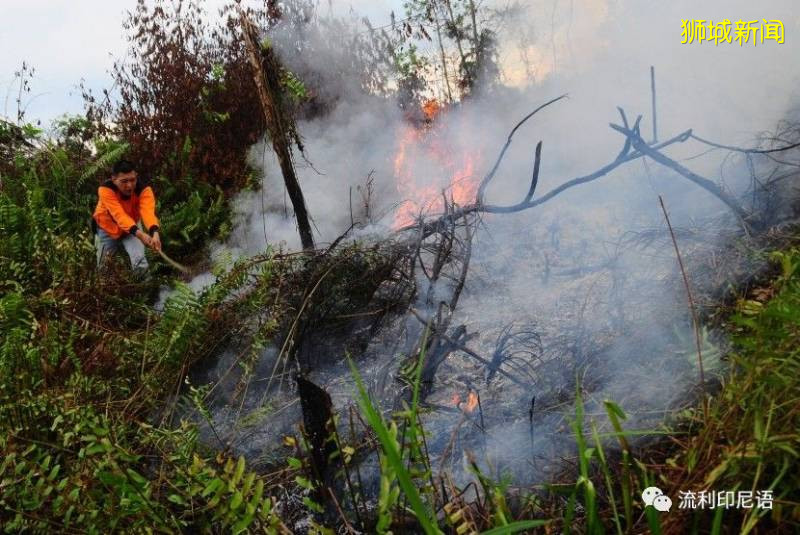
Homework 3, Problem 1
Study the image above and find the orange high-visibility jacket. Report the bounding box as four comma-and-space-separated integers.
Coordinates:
93, 178, 159, 239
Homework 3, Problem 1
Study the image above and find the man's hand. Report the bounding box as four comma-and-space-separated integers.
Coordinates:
136, 229, 154, 249
151, 232, 162, 252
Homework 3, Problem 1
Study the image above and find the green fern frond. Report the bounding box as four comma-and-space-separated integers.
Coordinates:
78, 141, 129, 187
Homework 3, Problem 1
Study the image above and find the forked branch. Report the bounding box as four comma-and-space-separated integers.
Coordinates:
609, 123, 750, 221
476, 94, 567, 205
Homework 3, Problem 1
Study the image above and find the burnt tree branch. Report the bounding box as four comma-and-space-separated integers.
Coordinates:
524, 141, 543, 203
609, 123, 750, 221
399, 108, 696, 239
689, 134, 800, 155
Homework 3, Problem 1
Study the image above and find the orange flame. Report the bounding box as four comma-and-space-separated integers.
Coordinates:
392, 102, 480, 228
452, 390, 479, 413
465, 391, 479, 413
393, 125, 440, 228
422, 99, 442, 121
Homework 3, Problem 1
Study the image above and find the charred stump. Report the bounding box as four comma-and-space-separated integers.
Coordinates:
295, 375, 335, 484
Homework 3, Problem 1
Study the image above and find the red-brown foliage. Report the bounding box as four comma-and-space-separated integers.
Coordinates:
105, 0, 266, 194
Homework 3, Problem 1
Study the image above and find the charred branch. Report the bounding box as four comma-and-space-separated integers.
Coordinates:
411, 319, 533, 389
689, 133, 800, 155
476, 94, 567, 205
399, 99, 772, 243
401, 107, 697, 239
524, 141, 543, 203
609, 123, 750, 222
487, 323, 542, 385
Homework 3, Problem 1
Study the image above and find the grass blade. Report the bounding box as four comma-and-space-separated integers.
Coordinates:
347, 356, 441, 535
480, 519, 551, 534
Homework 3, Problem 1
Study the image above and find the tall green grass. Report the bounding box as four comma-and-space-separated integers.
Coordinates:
658, 247, 800, 532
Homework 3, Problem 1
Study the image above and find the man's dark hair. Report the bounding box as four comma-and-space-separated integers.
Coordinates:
112, 159, 137, 175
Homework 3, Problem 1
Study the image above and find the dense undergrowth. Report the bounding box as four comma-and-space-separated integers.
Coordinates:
0, 118, 273, 532
653, 246, 800, 533
0, 117, 409, 532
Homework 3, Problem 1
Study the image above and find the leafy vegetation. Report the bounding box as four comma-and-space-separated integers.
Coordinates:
0, 111, 407, 530
654, 247, 800, 533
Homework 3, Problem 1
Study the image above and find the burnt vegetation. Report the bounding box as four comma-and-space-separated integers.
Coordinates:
2, 0, 800, 533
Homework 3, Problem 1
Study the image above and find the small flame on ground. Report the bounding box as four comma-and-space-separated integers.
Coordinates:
422, 99, 442, 122
453, 390, 479, 413
465, 391, 479, 412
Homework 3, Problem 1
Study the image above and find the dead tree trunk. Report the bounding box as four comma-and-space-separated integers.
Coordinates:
239, 10, 315, 250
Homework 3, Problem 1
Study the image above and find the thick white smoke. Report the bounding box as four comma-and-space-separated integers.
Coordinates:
192, 0, 799, 483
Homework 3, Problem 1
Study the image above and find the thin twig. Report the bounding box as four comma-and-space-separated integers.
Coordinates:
650, 65, 658, 144
475, 390, 485, 431
327, 487, 357, 535
658, 196, 708, 422
690, 133, 800, 154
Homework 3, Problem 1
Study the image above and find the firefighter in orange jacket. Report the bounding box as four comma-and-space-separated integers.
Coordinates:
93, 160, 161, 270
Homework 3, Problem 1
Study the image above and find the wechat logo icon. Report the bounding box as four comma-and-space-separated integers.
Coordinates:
642, 487, 672, 512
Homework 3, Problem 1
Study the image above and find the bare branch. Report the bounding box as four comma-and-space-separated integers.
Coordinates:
610, 123, 750, 221
524, 141, 542, 203
476, 94, 567, 204
690, 133, 800, 155
396, 122, 694, 239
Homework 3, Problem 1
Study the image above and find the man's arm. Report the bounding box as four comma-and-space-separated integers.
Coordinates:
138, 186, 161, 251
139, 186, 160, 234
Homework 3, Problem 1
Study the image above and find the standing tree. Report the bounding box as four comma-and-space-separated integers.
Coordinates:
401, 0, 501, 99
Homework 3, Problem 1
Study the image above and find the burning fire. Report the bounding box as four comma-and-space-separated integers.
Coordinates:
452, 390, 479, 413
392, 100, 480, 228
421, 98, 442, 122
